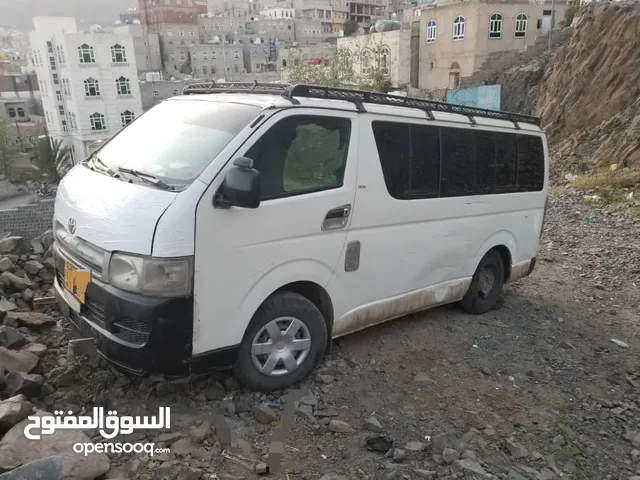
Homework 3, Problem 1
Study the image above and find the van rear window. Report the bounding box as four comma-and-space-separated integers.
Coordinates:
94, 100, 262, 186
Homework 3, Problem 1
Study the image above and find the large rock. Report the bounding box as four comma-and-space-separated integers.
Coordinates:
0, 456, 63, 480
0, 410, 110, 480
0, 347, 38, 373
252, 404, 278, 424
0, 394, 33, 432
0, 272, 31, 291
0, 297, 17, 314
0, 257, 15, 273
0, 237, 28, 255
23, 261, 45, 276
5, 312, 56, 329
4, 372, 44, 397
0, 325, 26, 349
35, 230, 55, 250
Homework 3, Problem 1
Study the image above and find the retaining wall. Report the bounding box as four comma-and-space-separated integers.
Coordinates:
0, 199, 55, 239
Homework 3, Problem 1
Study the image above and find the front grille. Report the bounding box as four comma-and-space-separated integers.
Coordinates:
112, 319, 150, 346
84, 297, 106, 329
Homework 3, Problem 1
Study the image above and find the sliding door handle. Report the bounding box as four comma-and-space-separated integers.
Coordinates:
322, 204, 351, 231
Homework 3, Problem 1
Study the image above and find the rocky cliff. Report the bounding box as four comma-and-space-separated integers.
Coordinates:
537, 3, 640, 176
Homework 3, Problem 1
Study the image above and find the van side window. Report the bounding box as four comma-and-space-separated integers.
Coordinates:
372, 120, 544, 199
440, 127, 475, 197
371, 121, 410, 199
247, 115, 351, 199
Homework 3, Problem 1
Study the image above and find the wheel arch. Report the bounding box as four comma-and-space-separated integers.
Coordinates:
471, 231, 516, 281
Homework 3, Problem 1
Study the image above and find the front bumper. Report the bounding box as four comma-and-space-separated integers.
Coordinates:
53, 245, 194, 376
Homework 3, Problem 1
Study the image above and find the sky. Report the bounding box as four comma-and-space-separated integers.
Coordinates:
0, 0, 136, 30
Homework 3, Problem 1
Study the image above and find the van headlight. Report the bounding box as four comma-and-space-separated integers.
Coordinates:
108, 253, 193, 297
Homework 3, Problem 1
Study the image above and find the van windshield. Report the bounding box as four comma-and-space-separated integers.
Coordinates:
94, 100, 262, 187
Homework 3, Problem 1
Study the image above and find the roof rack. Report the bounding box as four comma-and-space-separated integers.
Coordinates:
285, 84, 541, 126
181, 81, 541, 127
183, 81, 291, 96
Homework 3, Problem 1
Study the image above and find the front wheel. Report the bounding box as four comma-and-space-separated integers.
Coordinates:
460, 249, 505, 314
234, 292, 328, 392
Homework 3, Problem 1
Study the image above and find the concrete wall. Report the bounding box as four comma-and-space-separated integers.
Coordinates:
338, 29, 412, 88
0, 198, 54, 239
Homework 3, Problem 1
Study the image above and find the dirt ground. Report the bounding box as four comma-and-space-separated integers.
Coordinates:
41, 190, 640, 480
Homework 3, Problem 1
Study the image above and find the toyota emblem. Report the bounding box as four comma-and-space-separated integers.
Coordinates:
68, 218, 76, 234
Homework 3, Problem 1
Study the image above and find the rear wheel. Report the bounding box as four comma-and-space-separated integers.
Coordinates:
460, 249, 505, 314
234, 292, 328, 392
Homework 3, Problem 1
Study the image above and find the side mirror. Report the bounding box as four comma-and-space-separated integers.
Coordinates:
214, 157, 260, 209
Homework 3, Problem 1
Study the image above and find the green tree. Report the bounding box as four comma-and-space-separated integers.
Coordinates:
0, 118, 16, 177
285, 39, 393, 93
30, 136, 72, 182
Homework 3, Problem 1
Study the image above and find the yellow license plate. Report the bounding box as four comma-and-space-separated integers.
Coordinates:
63, 262, 91, 304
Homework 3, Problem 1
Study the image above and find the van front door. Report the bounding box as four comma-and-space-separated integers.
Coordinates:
192, 109, 359, 361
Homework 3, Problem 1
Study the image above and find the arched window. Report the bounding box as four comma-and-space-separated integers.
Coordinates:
380, 46, 391, 74
90, 112, 106, 131
116, 76, 131, 95
7, 108, 16, 118
121, 110, 135, 127
361, 48, 372, 74
453, 15, 465, 40
203, 66, 208, 74
78, 44, 95, 63
84, 78, 100, 97
17, 107, 25, 118
111, 44, 127, 63
515, 13, 528, 37
489, 13, 502, 38
426, 20, 436, 43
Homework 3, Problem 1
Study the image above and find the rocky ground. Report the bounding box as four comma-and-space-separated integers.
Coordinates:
0, 190, 639, 480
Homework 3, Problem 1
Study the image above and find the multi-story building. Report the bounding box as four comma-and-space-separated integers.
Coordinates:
418, 0, 566, 90
114, 23, 162, 73
294, 18, 332, 43
29, 17, 143, 162
173, 44, 246, 79
261, 7, 296, 19
139, 78, 187, 112
332, 10, 348, 35
348, 0, 388, 26
254, 18, 296, 44
243, 40, 279, 73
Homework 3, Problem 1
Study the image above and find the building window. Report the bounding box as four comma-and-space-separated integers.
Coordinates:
234, 50, 240, 58
56, 90, 63, 101
84, 77, 100, 97
453, 15, 465, 40
380, 46, 390, 74
180, 52, 186, 60
203, 52, 208, 59
515, 13, 528, 37
58, 105, 65, 116
56, 45, 66, 64
179, 29, 185, 37
361, 49, 372, 75
489, 13, 503, 38
426, 19, 436, 43
152, 90, 159, 97
49, 56, 57, 69
62, 78, 72, 97
90, 112, 106, 131
121, 110, 135, 127
111, 44, 127, 63
172, 89, 179, 95
190, 29, 195, 36
234, 64, 239, 73
62, 120, 68, 132
116, 76, 131, 95
167, 28, 173, 36
47, 41, 54, 54
203, 66, 208, 74
78, 43, 96, 63
8, 108, 16, 118
17, 107, 25, 118
52, 74, 59, 85
211, 52, 217, 59
70, 113, 77, 129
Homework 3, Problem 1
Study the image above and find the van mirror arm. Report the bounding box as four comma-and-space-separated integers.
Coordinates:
213, 190, 232, 209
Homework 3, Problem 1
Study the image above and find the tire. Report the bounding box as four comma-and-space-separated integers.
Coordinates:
233, 291, 328, 392
460, 249, 505, 314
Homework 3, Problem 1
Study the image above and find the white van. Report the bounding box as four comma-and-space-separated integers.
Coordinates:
53, 83, 547, 391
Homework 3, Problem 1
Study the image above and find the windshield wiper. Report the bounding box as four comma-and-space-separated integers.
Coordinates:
86, 154, 118, 177
117, 167, 172, 190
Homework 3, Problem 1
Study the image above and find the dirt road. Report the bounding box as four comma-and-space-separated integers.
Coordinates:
42, 191, 640, 480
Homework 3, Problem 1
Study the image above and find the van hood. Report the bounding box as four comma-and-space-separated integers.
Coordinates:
54, 164, 178, 255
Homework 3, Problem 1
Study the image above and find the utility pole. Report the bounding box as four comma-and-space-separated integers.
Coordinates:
548, 0, 556, 51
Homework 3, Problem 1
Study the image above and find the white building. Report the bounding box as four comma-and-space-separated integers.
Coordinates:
260, 7, 296, 19
29, 17, 143, 163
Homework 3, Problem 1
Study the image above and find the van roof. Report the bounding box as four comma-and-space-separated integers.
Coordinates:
179, 82, 543, 132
